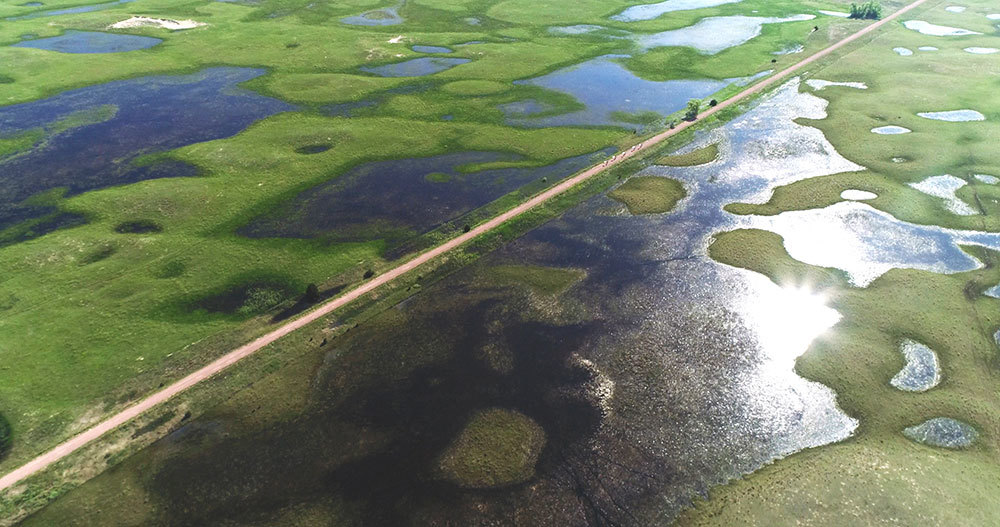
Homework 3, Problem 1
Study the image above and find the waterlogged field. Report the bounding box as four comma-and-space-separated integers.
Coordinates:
2, 0, 995, 524
678, 0, 1000, 523
0, 0, 872, 484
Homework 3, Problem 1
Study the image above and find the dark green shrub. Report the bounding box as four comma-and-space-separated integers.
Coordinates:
305, 283, 320, 303
849, 1, 882, 19
684, 99, 700, 121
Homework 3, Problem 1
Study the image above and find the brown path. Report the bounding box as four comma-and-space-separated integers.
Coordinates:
0, 0, 929, 492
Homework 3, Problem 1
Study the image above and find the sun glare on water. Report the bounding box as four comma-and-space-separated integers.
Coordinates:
748, 282, 841, 371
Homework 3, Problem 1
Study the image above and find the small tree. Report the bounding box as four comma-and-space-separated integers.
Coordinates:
363, 269, 374, 279
463, 224, 471, 233
684, 99, 700, 121
304, 283, 320, 303
709, 99, 718, 107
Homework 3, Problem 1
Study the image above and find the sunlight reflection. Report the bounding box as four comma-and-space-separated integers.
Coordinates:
747, 281, 840, 371
729, 272, 856, 448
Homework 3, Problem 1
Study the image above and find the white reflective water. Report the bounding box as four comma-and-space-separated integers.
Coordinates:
818, 9, 849, 17
909, 174, 977, 215
964, 47, 999, 54
918, 109, 985, 121
806, 79, 868, 90
872, 125, 911, 134
841, 189, 877, 200
891, 339, 941, 392
610, 0, 742, 22
745, 202, 995, 286
637, 14, 816, 54
945, 5, 966, 13
893, 47, 914, 56
903, 20, 981, 36
918, 46, 939, 51
974, 174, 999, 184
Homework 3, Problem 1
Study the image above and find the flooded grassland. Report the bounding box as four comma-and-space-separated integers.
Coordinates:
681, 0, 1000, 523
0, 0, 871, 488
0, 0, 950, 523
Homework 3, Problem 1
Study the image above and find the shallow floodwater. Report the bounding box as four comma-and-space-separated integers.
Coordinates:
6, 0, 134, 20
818, 9, 849, 17
918, 46, 939, 51
975, 174, 999, 184
918, 109, 985, 122
340, 5, 404, 26
945, 5, 966, 13
904, 417, 977, 448
505, 55, 765, 129
609, 0, 742, 22
25, 78, 862, 526
806, 79, 867, 90
361, 57, 470, 77
964, 47, 999, 54
893, 47, 913, 56
746, 202, 1000, 286
909, 174, 976, 215
412, 45, 452, 53
0, 67, 292, 231
872, 125, 911, 134
629, 80, 1000, 286
903, 20, 981, 36
638, 14, 815, 54
241, 148, 613, 250
12, 30, 161, 53
891, 339, 941, 392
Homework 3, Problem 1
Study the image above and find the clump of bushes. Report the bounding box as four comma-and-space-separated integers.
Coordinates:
237, 286, 287, 316
304, 283, 320, 303
187, 274, 298, 318
849, 1, 882, 19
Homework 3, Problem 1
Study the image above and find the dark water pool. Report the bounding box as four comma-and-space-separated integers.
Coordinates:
240, 148, 613, 248
12, 30, 161, 54
0, 67, 292, 231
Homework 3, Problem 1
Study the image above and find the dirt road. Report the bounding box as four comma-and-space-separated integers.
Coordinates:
0, 0, 929, 492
